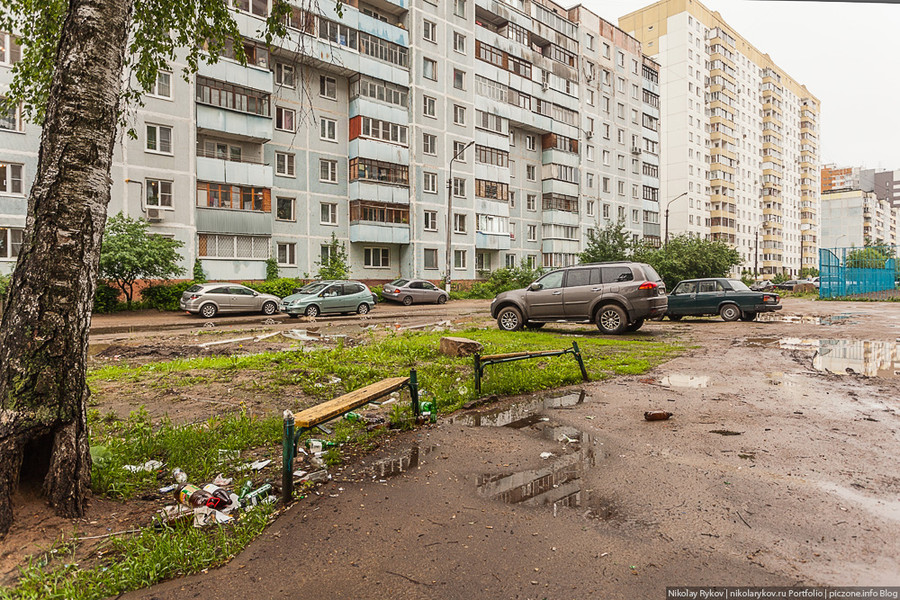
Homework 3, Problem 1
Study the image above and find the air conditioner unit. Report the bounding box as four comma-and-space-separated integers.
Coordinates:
585, 131, 593, 139
147, 208, 163, 222
631, 146, 642, 155
541, 81, 550, 91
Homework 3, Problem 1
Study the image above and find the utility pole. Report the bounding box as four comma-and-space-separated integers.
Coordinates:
664, 191, 688, 247
445, 140, 474, 292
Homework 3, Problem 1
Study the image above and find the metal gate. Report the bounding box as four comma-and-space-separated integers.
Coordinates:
819, 246, 898, 300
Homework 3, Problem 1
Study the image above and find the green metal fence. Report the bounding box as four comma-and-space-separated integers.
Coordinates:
819, 245, 898, 300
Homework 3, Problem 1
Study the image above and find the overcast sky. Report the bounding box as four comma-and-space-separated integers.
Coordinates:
578, 0, 900, 171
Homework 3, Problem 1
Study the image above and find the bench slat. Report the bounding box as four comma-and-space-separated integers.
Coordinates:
481, 350, 567, 361
295, 376, 409, 428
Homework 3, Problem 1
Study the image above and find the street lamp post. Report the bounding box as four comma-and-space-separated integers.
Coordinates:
664, 191, 688, 247
445, 140, 474, 292
754, 223, 762, 280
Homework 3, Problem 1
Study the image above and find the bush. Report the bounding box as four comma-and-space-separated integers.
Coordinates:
453, 264, 544, 299
244, 278, 306, 299
141, 281, 196, 311
0, 274, 10, 300
265, 257, 279, 281
94, 282, 123, 313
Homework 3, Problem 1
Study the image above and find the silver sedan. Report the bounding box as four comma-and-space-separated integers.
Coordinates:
180, 283, 281, 318
381, 279, 449, 306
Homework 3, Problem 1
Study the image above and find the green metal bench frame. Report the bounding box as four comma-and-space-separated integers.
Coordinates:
474, 342, 588, 394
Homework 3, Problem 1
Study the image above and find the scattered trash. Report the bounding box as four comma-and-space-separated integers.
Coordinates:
300, 470, 330, 483
174, 483, 215, 508
293, 470, 308, 479
159, 484, 178, 494
709, 430, 742, 436
306, 439, 339, 453
173, 468, 187, 484
123, 460, 163, 473
192, 506, 233, 527
213, 473, 232, 486
241, 459, 272, 471
539, 452, 555, 460
198, 336, 255, 349
243, 483, 274, 506
644, 411, 673, 421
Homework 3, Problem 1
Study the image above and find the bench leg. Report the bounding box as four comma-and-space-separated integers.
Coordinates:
282, 411, 295, 505
572, 342, 589, 382
409, 368, 420, 419
474, 354, 482, 395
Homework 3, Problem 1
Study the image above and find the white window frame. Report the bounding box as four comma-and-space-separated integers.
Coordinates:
423, 95, 436, 118
319, 159, 338, 183
452, 177, 466, 198
0, 163, 24, 195
453, 68, 465, 90
320, 202, 338, 224
276, 63, 295, 88
275, 152, 295, 177
320, 117, 337, 141
276, 106, 296, 132
423, 58, 437, 81
453, 104, 466, 125
276, 196, 295, 221
364, 247, 390, 268
148, 70, 172, 99
277, 242, 296, 266
424, 172, 437, 194
320, 75, 337, 100
527, 224, 537, 242
145, 178, 173, 209
423, 20, 436, 43
453, 212, 466, 233
454, 249, 466, 269
423, 133, 437, 156
424, 210, 438, 231
424, 248, 439, 270
453, 32, 466, 54
145, 124, 173, 155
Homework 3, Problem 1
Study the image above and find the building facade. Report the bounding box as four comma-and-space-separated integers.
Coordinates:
619, 0, 820, 278
820, 165, 900, 248
0, 0, 661, 282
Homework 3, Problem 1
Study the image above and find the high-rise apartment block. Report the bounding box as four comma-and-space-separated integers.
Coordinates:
820, 165, 900, 248
0, 0, 662, 281
620, 0, 820, 277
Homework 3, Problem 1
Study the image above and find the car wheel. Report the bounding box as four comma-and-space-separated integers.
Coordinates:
200, 303, 217, 319
625, 318, 645, 332
437, 295, 447, 305
402, 295, 413, 306
524, 321, 545, 330
668, 314, 683, 321
720, 304, 741, 322
305, 305, 320, 318
596, 304, 627, 335
740, 311, 757, 322
357, 303, 370, 315
497, 306, 523, 331
262, 301, 277, 315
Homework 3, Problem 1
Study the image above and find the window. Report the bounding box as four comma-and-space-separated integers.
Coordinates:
453, 141, 468, 161
453, 213, 466, 233
618, 180, 625, 195
364, 247, 390, 268
320, 202, 338, 224
526, 135, 536, 151
526, 194, 536, 211
587, 200, 595, 216
349, 158, 409, 186
603, 203, 609, 218
358, 32, 408, 67
586, 33, 595, 51
602, 177, 610, 193
149, 71, 172, 98
586, 173, 594, 188
587, 145, 594, 161
277, 243, 296, 265
320, 117, 337, 141
276, 63, 295, 88
423, 133, 437, 155
275, 152, 295, 177
145, 124, 172, 154
0, 32, 22, 67
0, 100, 23, 132
319, 75, 337, 99
424, 210, 438, 231
423, 172, 437, 194
196, 182, 270, 211
526, 165, 536, 181
602, 150, 610, 166
0, 227, 23, 258
423, 58, 437, 80
360, 117, 407, 146
423, 95, 436, 117
425, 248, 438, 269
527, 225, 536, 241
319, 159, 337, 183
454, 32, 466, 53
453, 104, 466, 125
454, 249, 466, 269
198, 233, 270, 259
423, 20, 436, 42
452, 177, 466, 197
453, 68, 465, 90
454, 0, 466, 18
0, 163, 24, 195
276, 106, 295, 131
276, 196, 295, 221
146, 179, 173, 208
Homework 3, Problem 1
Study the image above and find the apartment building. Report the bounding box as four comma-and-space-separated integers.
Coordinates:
0, 0, 659, 282
820, 165, 900, 248
619, 0, 820, 278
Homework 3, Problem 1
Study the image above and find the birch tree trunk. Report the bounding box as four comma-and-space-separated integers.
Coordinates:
0, 0, 132, 535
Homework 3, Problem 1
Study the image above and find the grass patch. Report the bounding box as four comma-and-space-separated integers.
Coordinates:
2, 504, 274, 600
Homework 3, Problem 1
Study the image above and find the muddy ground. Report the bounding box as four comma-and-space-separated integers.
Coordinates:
2, 298, 899, 597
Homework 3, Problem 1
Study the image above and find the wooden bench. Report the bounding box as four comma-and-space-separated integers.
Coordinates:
281, 369, 419, 503
474, 342, 588, 394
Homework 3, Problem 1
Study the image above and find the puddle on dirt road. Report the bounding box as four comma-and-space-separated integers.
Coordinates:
659, 374, 709, 388
451, 390, 587, 428
756, 313, 857, 326
817, 481, 900, 523
743, 338, 900, 378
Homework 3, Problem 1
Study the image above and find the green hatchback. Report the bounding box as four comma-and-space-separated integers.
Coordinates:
666, 278, 782, 322
280, 280, 375, 318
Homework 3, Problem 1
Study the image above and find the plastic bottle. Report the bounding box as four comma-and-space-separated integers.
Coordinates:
237, 479, 254, 499
202, 483, 234, 510
343, 412, 363, 422
173, 468, 187, 484
174, 483, 213, 508
305, 439, 339, 453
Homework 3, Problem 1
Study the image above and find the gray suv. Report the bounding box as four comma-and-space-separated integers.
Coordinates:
490, 262, 667, 334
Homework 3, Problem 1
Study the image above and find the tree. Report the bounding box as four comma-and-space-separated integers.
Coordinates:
634, 234, 742, 290
316, 232, 351, 280
265, 257, 279, 281
192, 258, 207, 283
0, 0, 287, 535
579, 219, 634, 264
99, 213, 184, 307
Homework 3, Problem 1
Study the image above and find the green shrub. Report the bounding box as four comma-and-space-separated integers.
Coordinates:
192, 259, 206, 283
0, 273, 11, 300
265, 257, 279, 280
369, 284, 383, 300
244, 277, 305, 299
452, 264, 544, 299
141, 281, 195, 311
93, 282, 123, 313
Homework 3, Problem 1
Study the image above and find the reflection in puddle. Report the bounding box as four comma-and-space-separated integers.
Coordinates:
452, 390, 586, 428
660, 374, 709, 388
365, 445, 438, 479
743, 338, 900, 378
766, 371, 802, 387
756, 313, 856, 326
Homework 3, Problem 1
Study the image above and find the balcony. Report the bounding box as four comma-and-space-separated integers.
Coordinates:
197, 155, 272, 189
349, 222, 410, 244
475, 231, 512, 250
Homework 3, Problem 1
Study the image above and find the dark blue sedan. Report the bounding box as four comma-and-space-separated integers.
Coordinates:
666, 278, 782, 322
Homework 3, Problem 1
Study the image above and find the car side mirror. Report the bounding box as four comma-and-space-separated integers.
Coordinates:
253, 292, 259, 296
529, 282, 543, 291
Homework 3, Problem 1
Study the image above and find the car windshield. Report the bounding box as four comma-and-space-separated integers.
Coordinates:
391, 279, 409, 287
186, 284, 203, 293
301, 283, 328, 295
728, 280, 751, 291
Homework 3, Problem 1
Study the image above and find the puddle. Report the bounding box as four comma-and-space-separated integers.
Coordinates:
817, 481, 900, 523
360, 444, 439, 479
451, 390, 587, 428
742, 338, 900, 378
756, 313, 857, 326
766, 371, 802, 387
659, 374, 709, 388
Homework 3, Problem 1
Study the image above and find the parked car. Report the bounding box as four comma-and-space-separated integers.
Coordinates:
490, 261, 667, 334
180, 283, 281, 318
665, 278, 782, 322
774, 279, 802, 290
750, 280, 774, 291
280, 280, 375, 318
382, 279, 449, 306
